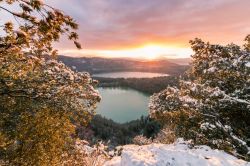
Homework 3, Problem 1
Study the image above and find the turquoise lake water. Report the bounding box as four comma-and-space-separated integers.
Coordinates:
96, 87, 150, 123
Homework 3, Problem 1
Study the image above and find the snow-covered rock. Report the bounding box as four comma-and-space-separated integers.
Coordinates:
104, 141, 250, 166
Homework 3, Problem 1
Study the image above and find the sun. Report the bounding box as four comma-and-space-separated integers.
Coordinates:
135, 45, 166, 60
60, 44, 193, 60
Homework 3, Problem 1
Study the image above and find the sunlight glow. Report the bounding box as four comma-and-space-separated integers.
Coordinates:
60, 44, 193, 60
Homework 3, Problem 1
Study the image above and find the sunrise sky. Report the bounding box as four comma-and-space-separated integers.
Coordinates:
45, 1, 250, 59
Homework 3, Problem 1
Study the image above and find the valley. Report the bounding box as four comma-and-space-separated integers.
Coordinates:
2, 0, 249, 165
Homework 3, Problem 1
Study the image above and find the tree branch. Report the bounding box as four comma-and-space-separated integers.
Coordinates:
0, 6, 23, 18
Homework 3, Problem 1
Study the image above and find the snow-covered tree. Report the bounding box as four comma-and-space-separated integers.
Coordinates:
149, 36, 250, 160
0, 0, 100, 165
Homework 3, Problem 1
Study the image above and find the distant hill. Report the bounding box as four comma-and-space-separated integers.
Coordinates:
167, 58, 191, 65
58, 55, 189, 75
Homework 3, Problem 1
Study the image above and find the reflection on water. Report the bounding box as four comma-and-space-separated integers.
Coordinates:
93, 72, 169, 78
96, 87, 149, 123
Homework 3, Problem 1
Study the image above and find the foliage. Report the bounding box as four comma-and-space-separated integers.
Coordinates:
149, 36, 250, 160
0, 0, 100, 165
133, 128, 176, 145
63, 140, 109, 166
0, 0, 81, 55
80, 115, 161, 147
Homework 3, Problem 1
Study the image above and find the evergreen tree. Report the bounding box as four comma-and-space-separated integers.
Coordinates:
0, 0, 100, 165
149, 36, 250, 160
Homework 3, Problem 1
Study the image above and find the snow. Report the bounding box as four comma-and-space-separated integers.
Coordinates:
200, 122, 216, 130
245, 62, 250, 68
207, 67, 217, 73
190, 86, 197, 92
15, 30, 28, 37
180, 95, 197, 104
104, 140, 250, 166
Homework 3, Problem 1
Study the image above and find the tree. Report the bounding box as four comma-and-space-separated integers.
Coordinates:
0, 0, 100, 165
149, 36, 250, 160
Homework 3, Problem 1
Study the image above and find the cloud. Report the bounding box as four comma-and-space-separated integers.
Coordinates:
46, 0, 250, 51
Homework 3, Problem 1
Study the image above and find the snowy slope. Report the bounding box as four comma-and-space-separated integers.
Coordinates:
104, 140, 250, 166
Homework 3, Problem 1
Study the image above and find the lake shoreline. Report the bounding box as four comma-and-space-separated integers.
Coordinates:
92, 71, 170, 79
95, 75, 179, 95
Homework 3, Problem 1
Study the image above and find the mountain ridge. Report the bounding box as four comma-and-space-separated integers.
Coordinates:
58, 55, 189, 75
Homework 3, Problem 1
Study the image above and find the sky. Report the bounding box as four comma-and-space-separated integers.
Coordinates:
2, 0, 250, 59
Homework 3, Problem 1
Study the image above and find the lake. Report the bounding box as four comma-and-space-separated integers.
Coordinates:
93, 72, 169, 78
96, 87, 150, 123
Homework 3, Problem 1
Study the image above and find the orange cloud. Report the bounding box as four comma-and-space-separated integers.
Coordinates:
44, 0, 250, 58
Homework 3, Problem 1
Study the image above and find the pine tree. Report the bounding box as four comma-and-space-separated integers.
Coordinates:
149, 36, 250, 160
0, 1, 100, 165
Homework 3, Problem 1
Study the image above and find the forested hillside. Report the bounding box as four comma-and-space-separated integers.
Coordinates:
58, 56, 189, 75
77, 115, 161, 147
96, 76, 180, 94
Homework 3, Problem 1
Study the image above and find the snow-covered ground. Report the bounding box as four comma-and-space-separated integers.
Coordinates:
104, 139, 250, 166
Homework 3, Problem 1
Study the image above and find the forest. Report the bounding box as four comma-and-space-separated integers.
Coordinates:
77, 115, 161, 147
95, 76, 180, 94
59, 55, 189, 76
